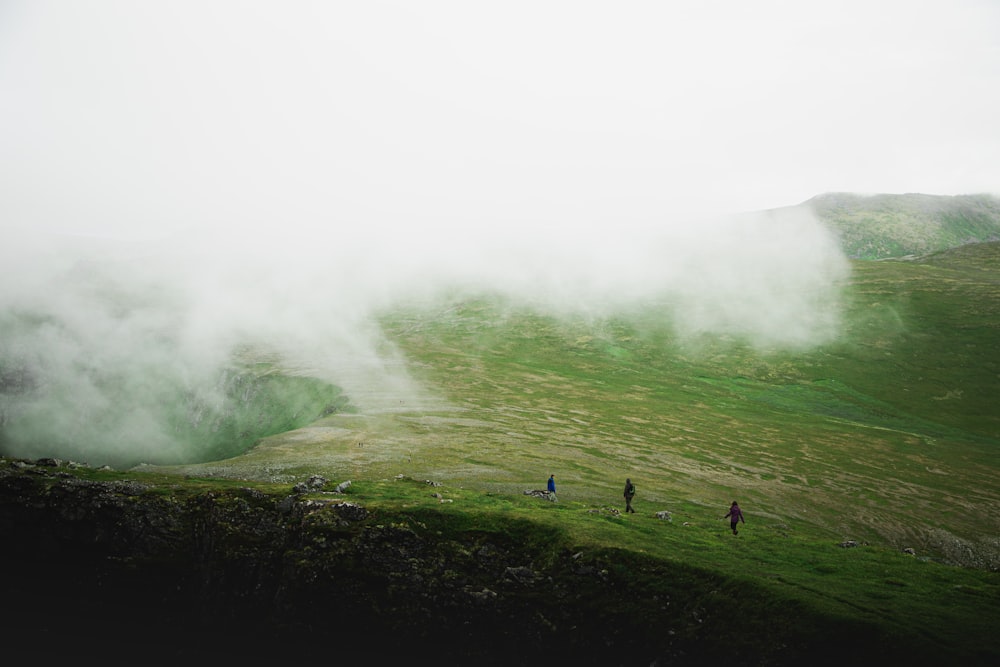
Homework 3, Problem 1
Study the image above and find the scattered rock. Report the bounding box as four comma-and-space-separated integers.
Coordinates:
523, 489, 556, 502
108, 480, 150, 496
465, 586, 497, 604
839, 540, 868, 548
301, 499, 331, 511
656, 511, 672, 522
504, 565, 539, 584
586, 507, 620, 516
293, 474, 329, 494
331, 501, 368, 521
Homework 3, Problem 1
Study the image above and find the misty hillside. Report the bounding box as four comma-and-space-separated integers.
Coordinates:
800, 192, 1000, 259
1, 191, 999, 663
2, 190, 998, 470
114, 237, 1000, 570
2, 236, 998, 663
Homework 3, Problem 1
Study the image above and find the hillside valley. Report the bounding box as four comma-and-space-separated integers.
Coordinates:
1, 192, 999, 664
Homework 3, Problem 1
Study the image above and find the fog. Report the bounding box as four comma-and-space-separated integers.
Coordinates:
2, 1, 996, 466
0, 204, 848, 466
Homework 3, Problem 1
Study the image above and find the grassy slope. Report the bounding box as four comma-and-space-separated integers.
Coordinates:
805, 192, 1000, 259
146, 241, 1000, 661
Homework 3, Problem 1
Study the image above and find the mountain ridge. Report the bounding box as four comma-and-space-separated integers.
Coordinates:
793, 191, 1000, 259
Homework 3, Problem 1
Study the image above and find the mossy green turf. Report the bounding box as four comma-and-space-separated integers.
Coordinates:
139, 242, 1000, 661
807, 192, 1000, 259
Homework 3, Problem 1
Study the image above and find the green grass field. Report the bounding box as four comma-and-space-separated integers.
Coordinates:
127, 241, 1000, 661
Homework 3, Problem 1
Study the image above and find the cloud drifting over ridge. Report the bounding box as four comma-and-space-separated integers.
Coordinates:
0, 202, 848, 467
9, 0, 990, 464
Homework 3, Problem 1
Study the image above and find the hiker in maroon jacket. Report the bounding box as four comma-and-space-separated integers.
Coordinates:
723, 501, 745, 535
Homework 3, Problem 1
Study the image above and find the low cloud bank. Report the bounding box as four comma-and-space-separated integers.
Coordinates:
0, 206, 848, 466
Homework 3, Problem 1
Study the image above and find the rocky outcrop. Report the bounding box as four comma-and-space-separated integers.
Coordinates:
0, 458, 679, 664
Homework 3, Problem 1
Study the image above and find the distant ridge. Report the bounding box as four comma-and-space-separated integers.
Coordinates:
790, 192, 1000, 259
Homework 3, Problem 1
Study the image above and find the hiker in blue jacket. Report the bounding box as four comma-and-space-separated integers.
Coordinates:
547, 474, 556, 495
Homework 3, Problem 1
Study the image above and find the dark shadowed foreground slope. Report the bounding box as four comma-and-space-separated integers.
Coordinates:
2, 459, 997, 666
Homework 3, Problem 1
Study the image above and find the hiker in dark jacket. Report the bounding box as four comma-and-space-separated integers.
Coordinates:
723, 500, 745, 535
547, 474, 556, 495
623, 478, 636, 513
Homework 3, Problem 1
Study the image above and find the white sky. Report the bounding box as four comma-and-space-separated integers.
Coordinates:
1, 0, 998, 242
